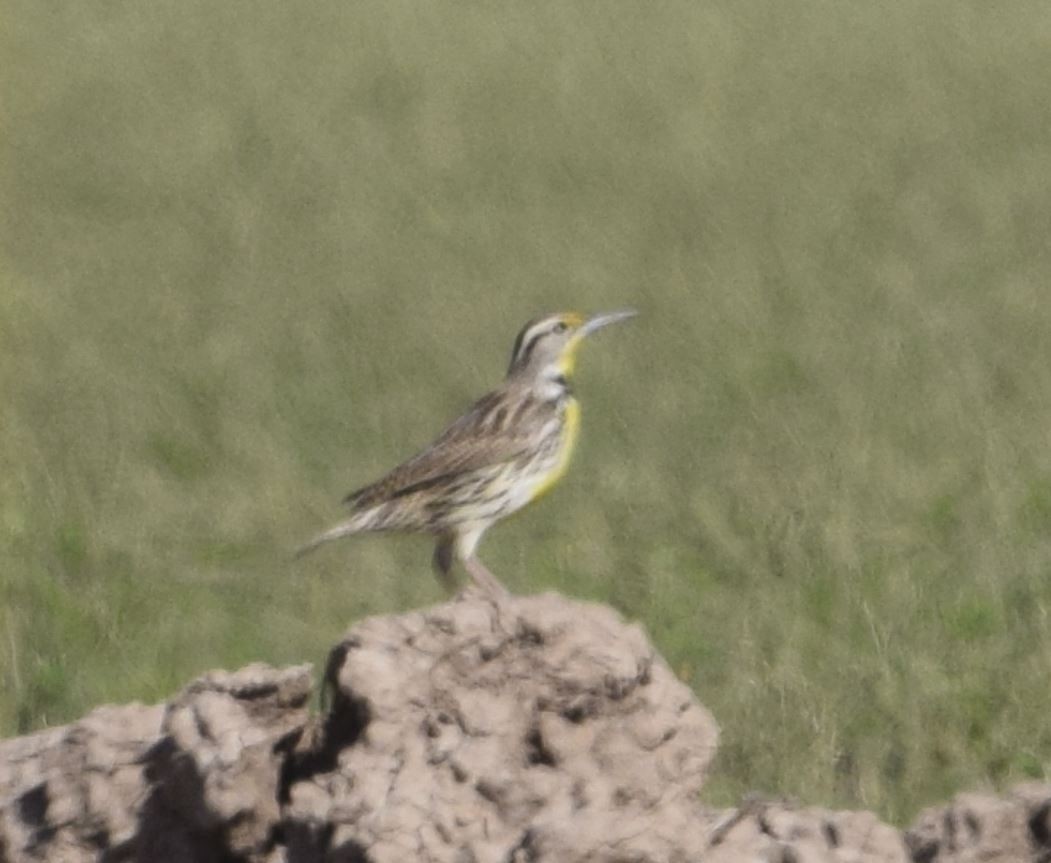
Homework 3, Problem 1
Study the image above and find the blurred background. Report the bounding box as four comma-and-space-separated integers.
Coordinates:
3, 0, 1051, 822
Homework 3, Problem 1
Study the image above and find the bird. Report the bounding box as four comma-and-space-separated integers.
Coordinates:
296, 309, 637, 595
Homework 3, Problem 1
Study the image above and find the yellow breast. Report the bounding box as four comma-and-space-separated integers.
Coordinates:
529, 398, 581, 502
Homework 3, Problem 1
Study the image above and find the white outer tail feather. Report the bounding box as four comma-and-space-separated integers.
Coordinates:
294, 514, 371, 559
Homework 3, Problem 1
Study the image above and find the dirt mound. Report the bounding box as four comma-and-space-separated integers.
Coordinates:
1, 592, 1049, 862
905, 783, 1051, 863
280, 592, 717, 861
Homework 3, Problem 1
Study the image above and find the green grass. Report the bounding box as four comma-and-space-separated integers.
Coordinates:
4, 0, 1051, 824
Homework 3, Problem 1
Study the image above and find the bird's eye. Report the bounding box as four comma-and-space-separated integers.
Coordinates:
553, 322, 568, 334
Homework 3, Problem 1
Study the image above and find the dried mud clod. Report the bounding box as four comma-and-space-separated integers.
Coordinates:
1, 592, 1049, 862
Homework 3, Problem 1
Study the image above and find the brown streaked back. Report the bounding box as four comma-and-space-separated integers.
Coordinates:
341, 383, 557, 513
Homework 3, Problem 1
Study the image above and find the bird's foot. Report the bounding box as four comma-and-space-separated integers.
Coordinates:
463, 556, 512, 600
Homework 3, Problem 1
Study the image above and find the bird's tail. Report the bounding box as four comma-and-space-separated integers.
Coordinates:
294, 517, 367, 560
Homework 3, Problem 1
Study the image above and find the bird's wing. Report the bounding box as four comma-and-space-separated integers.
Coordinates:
341, 389, 548, 511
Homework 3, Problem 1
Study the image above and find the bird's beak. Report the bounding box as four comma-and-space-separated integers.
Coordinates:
580, 308, 638, 337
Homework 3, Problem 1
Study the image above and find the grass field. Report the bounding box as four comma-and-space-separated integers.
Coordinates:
4, 0, 1051, 823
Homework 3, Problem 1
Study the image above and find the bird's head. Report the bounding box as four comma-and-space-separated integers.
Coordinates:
506, 309, 637, 386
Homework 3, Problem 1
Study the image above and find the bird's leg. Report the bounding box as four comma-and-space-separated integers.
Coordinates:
464, 555, 511, 598
431, 534, 457, 592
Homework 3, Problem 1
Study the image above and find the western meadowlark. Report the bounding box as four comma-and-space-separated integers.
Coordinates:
296, 309, 636, 595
